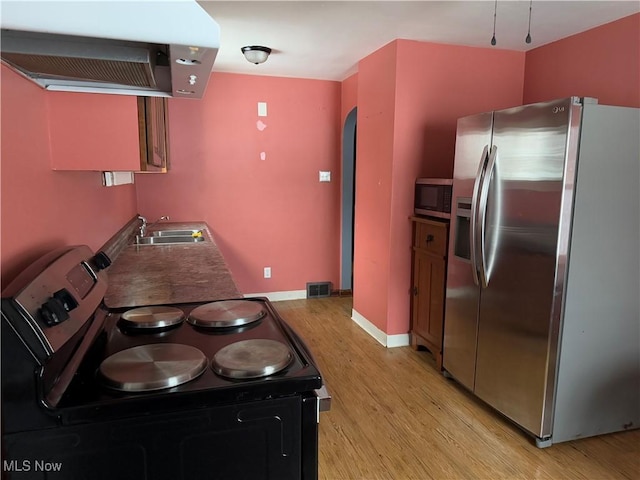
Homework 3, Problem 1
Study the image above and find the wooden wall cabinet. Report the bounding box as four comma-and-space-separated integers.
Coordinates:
410, 216, 449, 369
137, 96, 169, 173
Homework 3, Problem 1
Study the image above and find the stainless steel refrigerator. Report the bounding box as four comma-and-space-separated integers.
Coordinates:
443, 97, 639, 447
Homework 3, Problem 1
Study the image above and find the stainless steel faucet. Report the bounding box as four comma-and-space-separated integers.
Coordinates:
137, 215, 169, 238
137, 215, 148, 237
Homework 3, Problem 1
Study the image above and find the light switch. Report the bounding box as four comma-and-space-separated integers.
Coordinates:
319, 171, 331, 182
258, 102, 267, 117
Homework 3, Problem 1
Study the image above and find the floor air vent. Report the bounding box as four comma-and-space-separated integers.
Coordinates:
306, 282, 332, 299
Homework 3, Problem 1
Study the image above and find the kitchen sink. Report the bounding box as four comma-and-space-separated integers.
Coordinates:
151, 229, 203, 237
135, 235, 205, 245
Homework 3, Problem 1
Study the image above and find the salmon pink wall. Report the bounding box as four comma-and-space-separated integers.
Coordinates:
388, 41, 524, 335
48, 92, 140, 171
524, 14, 640, 107
340, 73, 358, 286
341, 73, 358, 121
352, 42, 398, 332
353, 40, 525, 336
135, 73, 341, 294
0, 66, 137, 285
395, 41, 525, 179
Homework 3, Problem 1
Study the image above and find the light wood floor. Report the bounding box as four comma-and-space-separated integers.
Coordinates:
275, 297, 639, 480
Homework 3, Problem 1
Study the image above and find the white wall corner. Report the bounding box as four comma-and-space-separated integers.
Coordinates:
351, 309, 409, 348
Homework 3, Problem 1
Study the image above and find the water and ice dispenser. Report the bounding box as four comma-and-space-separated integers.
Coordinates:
453, 197, 472, 260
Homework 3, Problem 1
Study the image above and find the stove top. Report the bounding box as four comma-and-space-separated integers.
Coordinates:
1, 245, 323, 429
1, 246, 329, 480
58, 298, 322, 418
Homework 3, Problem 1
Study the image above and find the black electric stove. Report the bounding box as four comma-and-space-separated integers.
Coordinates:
1, 246, 327, 480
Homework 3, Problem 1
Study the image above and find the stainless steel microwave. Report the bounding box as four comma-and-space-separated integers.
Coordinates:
414, 178, 453, 219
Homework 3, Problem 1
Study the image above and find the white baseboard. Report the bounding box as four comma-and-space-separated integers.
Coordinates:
387, 333, 411, 348
244, 290, 307, 302
351, 309, 409, 348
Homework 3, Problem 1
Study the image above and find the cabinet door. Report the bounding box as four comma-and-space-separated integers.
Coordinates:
138, 97, 169, 172
49, 92, 140, 171
412, 250, 446, 348
415, 221, 448, 256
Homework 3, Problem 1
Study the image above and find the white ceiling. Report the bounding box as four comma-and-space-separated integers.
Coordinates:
198, 0, 639, 81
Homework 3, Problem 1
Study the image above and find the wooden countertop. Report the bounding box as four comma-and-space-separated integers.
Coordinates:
103, 221, 242, 309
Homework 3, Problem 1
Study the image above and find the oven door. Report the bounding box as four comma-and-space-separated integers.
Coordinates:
3, 395, 318, 480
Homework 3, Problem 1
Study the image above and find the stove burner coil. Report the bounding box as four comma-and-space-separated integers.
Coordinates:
187, 300, 266, 328
119, 306, 185, 330
212, 339, 292, 379
99, 343, 208, 392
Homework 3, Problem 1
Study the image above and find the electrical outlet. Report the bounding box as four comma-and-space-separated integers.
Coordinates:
264, 267, 271, 279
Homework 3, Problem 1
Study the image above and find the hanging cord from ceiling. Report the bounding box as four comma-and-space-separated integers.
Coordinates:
490, 0, 498, 46
490, 0, 533, 46
525, 0, 533, 44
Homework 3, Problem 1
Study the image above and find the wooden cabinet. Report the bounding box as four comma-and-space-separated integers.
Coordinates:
48, 92, 168, 172
410, 216, 449, 369
137, 96, 169, 173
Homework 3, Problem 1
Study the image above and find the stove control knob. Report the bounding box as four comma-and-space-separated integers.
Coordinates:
53, 288, 78, 312
39, 298, 70, 326
91, 251, 112, 271
39, 289, 77, 326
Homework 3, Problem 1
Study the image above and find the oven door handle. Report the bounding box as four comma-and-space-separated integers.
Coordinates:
315, 384, 332, 413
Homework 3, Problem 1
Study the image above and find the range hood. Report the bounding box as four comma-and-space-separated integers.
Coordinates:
0, 1, 219, 99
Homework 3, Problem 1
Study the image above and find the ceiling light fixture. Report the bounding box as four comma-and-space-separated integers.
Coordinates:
241, 46, 272, 64
525, 0, 533, 44
490, 0, 498, 46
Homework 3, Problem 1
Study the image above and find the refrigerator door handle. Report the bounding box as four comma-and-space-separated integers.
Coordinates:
470, 145, 489, 286
478, 145, 498, 288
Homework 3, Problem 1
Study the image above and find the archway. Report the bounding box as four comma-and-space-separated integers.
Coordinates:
341, 107, 357, 290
